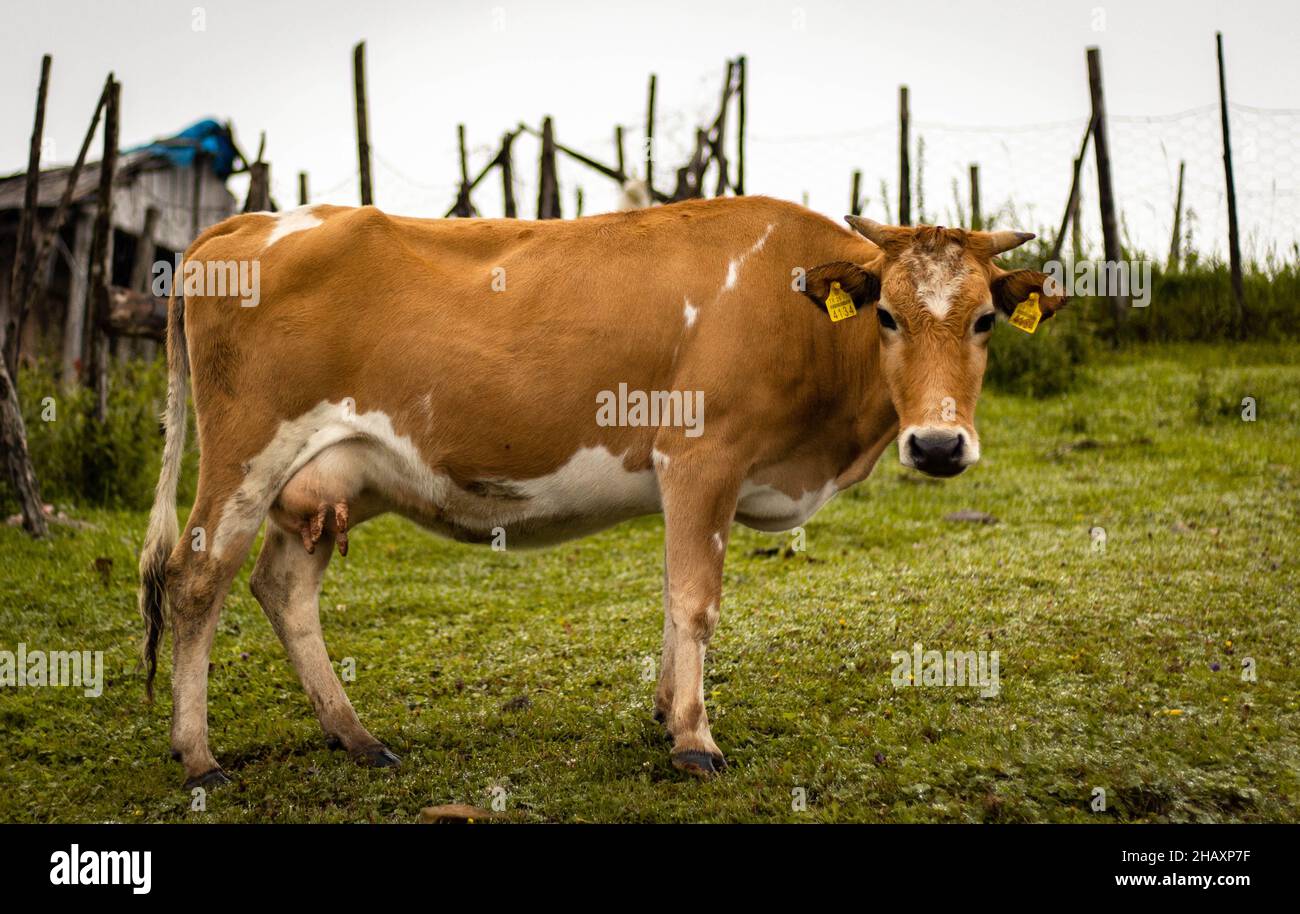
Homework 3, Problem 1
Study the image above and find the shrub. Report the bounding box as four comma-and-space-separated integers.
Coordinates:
5, 358, 196, 513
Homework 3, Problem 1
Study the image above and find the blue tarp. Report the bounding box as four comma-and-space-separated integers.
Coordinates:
132, 119, 238, 179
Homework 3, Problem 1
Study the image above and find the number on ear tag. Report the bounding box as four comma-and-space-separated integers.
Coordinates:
826, 282, 857, 322
1009, 292, 1042, 334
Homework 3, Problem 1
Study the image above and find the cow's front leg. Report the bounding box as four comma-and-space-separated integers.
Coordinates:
658, 466, 739, 776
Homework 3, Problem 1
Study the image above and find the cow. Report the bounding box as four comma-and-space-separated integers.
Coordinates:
137, 196, 1064, 787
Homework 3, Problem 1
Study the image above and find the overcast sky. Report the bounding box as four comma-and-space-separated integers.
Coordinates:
3, 0, 1298, 252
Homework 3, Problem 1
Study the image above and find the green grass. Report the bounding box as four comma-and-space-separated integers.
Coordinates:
2, 341, 1298, 823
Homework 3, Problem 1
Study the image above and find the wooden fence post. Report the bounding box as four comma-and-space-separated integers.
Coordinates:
537, 116, 561, 219
969, 164, 982, 231
1086, 47, 1124, 339
87, 77, 119, 422
242, 134, 271, 212
614, 125, 625, 178
353, 41, 374, 206
3, 54, 52, 379
850, 170, 862, 216
898, 85, 911, 226
0, 359, 47, 537
501, 131, 517, 218
736, 55, 746, 196
1216, 32, 1245, 333
1167, 160, 1185, 271
131, 206, 161, 361
645, 74, 656, 197
298, 171, 309, 206
452, 124, 477, 217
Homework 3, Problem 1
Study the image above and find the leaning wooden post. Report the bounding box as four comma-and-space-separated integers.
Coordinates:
0, 358, 47, 537
537, 116, 561, 219
25, 77, 109, 374
87, 77, 120, 422
711, 60, 735, 196
1216, 32, 1245, 334
645, 74, 657, 198
969, 164, 982, 231
850, 170, 863, 216
898, 85, 911, 226
1167, 160, 1186, 271
500, 131, 517, 217
735, 55, 747, 196
353, 40, 374, 206
1049, 116, 1094, 263
3, 54, 52, 380
298, 171, 309, 206
1086, 47, 1124, 340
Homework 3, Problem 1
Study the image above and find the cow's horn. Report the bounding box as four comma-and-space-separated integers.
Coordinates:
985, 230, 1036, 254
844, 215, 889, 246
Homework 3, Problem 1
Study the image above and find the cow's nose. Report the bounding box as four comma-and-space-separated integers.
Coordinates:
907, 430, 967, 477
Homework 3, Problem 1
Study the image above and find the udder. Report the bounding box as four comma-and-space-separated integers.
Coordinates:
270, 441, 376, 556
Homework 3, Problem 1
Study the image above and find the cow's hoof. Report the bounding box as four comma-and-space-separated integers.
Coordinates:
652, 707, 667, 724
324, 734, 344, 750
671, 749, 726, 777
184, 769, 232, 790
352, 745, 401, 768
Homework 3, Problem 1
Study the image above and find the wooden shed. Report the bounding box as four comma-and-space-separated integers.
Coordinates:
0, 119, 239, 375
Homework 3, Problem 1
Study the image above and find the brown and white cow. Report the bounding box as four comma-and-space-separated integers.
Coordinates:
137, 196, 1063, 786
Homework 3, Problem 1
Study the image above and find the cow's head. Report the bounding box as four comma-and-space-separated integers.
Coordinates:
802, 217, 1065, 477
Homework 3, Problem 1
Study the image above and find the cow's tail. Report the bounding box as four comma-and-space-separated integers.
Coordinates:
138, 283, 189, 701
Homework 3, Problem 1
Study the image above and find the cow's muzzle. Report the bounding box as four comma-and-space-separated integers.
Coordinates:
901, 427, 976, 478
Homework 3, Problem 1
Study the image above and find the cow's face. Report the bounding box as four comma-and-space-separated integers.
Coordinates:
803, 218, 1065, 477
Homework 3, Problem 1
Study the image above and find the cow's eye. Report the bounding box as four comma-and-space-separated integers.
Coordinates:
876, 308, 898, 331
973, 312, 996, 334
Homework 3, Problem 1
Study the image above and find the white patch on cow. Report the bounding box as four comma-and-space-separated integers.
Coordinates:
712, 531, 724, 553
683, 299, 698, 328
212, 401, 663, 555
735, 478, 837, 532
722, 223, 775, 292
652, 449, 671, 468
263, 205, 323, 250
904, 256, 966, 319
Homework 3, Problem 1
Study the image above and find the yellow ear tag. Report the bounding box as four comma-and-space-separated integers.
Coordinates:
826, 282, 857, 322
1009, 292, 1042, 334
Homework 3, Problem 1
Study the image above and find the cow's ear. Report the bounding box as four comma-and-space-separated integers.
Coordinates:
801, 262, 881, 313
991, 269, 1067, 321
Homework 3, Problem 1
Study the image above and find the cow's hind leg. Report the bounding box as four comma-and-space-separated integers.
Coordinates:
250, 523, 398, 767
167, 510, 259, 788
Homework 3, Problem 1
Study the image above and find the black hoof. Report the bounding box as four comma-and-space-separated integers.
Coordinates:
352, 745, 401, 768
184, 769, 231, 790
652, 707, 667, 724
324, 735, 344, 750
671, 749, 726, 777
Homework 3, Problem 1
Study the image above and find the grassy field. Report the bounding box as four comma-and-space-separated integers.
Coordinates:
1, 341, 1297, 823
